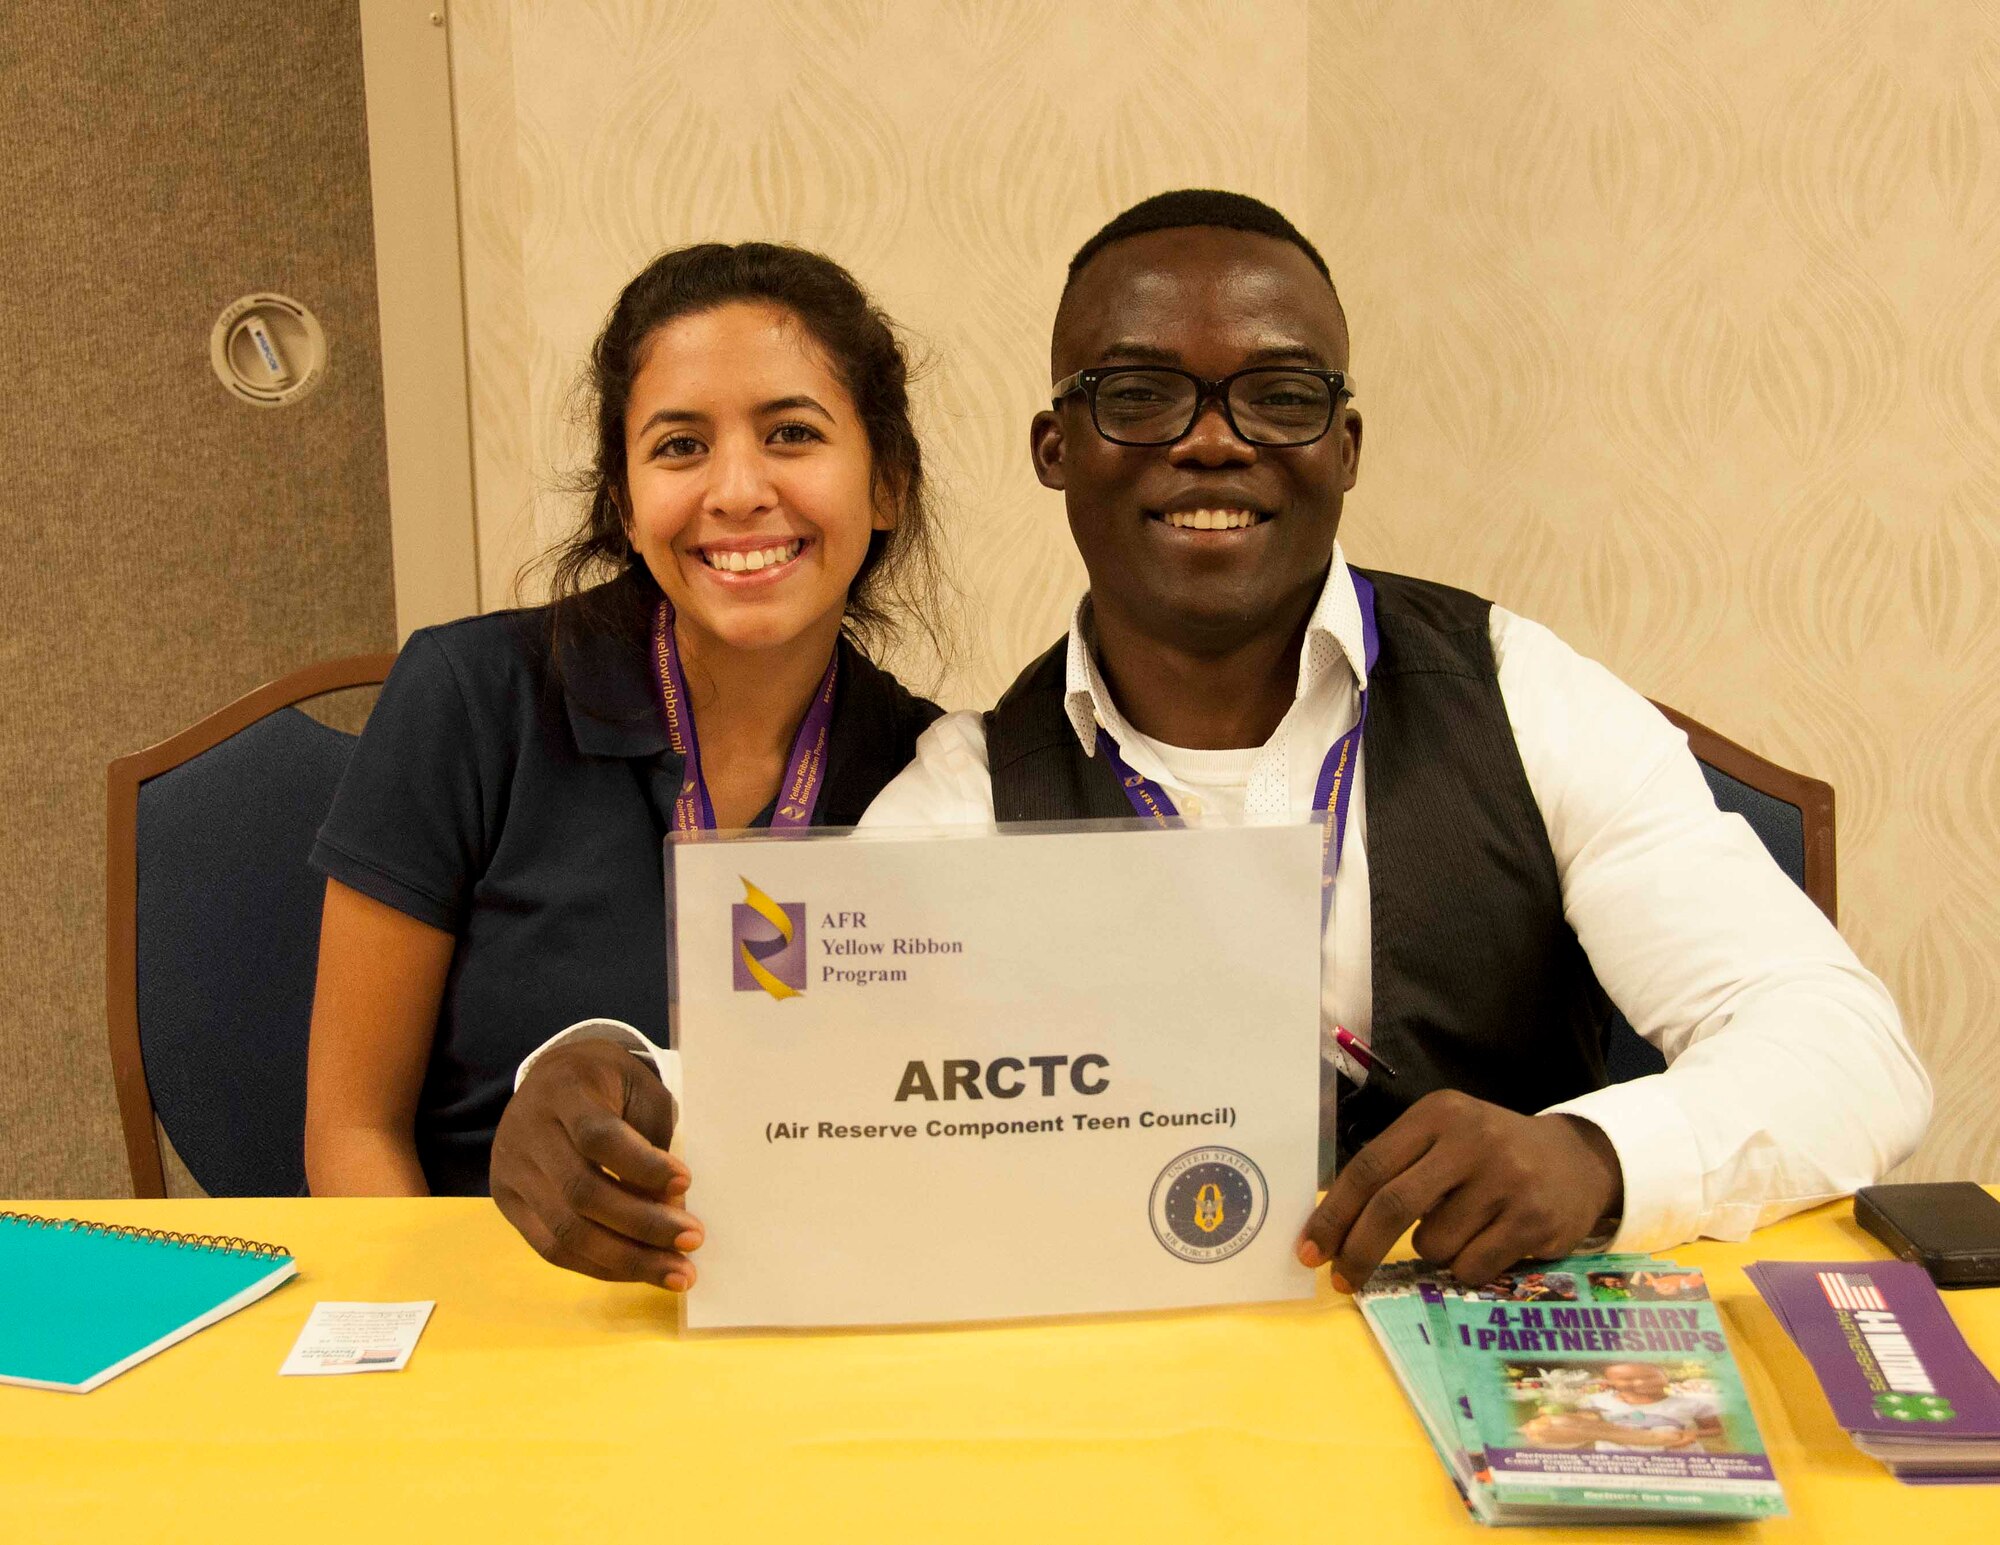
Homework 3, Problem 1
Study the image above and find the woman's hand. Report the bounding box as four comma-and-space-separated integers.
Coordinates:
491, 1040, 704, 1289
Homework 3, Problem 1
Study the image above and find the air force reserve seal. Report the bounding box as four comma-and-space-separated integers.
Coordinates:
1148, 1147, 1268, 1263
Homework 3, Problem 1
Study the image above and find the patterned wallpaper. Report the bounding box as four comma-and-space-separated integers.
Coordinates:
449, 0, 1999, 1184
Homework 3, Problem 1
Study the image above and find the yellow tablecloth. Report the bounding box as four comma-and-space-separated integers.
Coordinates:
2, 1196, 1996, 1542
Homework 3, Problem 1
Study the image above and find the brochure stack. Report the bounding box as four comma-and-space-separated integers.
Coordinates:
1357, 1255, 1787, 1525
1747, 1259, 2000, 1483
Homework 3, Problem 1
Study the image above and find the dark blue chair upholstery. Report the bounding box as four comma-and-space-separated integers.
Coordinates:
1695, 763, 1808, 889
134, 710, 357, 1195
1601, 706, 1834, 1083
108, 655, 392, 1196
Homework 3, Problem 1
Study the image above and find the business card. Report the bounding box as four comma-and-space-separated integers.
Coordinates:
279, 1301, 435, 1376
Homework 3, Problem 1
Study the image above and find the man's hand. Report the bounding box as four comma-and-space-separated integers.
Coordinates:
490, 1039, 703, 1289
1295, 1090, 1621, 1289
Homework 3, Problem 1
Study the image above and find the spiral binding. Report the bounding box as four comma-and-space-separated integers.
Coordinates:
0, 1210, 289, 1259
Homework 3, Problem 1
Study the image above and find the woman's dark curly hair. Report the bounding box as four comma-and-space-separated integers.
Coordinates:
541, 241, 947, 666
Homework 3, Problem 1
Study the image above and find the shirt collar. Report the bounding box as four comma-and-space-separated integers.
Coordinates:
1061, 542, 1367, 755
558, 571, 675, 760
557, 584, 879, 788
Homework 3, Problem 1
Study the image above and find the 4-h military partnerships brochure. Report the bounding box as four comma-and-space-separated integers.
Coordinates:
1359, 1256, 1786, 1524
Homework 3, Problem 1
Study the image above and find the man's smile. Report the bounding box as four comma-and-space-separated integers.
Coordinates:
1144, 491, 1277, 536
1151, 507, 1269, 531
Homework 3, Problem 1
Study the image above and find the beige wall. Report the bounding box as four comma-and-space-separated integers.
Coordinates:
449, 0, 2000, 1183
450, 0, 1314, 692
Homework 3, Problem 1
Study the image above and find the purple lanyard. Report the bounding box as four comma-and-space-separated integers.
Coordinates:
1097, 571, 1378, 930
650, 598, 838, 832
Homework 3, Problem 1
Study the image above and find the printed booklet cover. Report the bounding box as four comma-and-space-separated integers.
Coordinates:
1359, 1255, 1786, 1526
1747, 1259, 2000, 1483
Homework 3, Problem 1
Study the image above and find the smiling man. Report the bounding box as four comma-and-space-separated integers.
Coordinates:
860, 189, 1930, 1289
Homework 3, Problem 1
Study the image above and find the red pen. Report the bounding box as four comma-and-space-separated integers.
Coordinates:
1334, 1025, 1399, 1082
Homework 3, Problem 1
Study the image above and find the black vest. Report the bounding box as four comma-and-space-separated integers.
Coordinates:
984, 568, 1613, 1169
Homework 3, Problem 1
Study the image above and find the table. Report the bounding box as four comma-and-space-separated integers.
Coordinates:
3, 1196, 1995, 1542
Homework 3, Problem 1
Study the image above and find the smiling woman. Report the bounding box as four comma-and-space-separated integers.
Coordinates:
301, 244, 946, 1204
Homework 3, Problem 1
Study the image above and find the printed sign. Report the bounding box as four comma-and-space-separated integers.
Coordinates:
669, 824, 1324, 1329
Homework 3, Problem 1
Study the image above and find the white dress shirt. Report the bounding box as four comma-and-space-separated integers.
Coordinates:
852, 545, 1931, 1253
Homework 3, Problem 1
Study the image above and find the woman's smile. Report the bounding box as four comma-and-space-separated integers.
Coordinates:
693, 535, 812, 580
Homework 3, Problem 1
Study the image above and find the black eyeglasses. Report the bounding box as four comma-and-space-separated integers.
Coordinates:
1051, 365, 1355, 448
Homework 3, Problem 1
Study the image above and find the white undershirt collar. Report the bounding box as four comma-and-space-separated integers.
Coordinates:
1061, 541, 1369, 757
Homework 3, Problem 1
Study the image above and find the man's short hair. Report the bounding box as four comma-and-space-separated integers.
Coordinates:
1056, 190, 1347, 361
1066, 189, 1333, 286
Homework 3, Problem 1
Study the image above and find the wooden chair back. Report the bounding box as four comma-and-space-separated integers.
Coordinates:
105, 654, 394, 1196
1652, 701, 1836, 924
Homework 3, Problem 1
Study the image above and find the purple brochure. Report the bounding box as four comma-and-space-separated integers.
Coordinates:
1747, 1261, 2000, 1438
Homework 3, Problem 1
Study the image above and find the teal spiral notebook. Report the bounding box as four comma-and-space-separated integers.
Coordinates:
0, 1211, 297, 1392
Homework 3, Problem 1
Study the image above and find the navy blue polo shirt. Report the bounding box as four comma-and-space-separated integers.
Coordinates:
310, 573, 940, 1195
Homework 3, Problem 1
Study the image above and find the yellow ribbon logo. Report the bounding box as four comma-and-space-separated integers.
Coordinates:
738, 876, 800, 1001
1194, 1182, 1225, 1233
